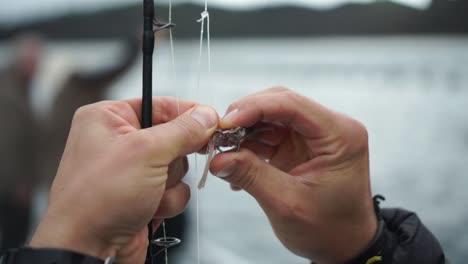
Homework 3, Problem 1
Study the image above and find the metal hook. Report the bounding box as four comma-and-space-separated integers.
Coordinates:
213, 127, 248, 153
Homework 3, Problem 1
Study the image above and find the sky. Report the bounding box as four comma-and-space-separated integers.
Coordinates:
0, 0, 432, 25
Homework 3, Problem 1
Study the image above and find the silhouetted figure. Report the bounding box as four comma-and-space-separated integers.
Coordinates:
0, 35, 43, 255
37, 38, 139, 189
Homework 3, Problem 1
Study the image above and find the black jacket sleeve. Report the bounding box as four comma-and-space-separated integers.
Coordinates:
348, 208, 447, 264
0, 248, 106, 264
382, 208, 447, 264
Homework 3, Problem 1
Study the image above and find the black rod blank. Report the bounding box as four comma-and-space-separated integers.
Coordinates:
142, 1, 175, 263
142, 0, 155, 129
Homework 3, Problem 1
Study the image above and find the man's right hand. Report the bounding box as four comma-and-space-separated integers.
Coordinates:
30, 97, 218, 263
210, 88, 377, 264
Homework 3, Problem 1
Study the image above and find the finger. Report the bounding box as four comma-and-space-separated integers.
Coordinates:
248, 122, 290, 146
197, 144, 209, 155
241, 139, 276, 161
153, 182, 191, 219
142, 105, 219, 163
245, 86, 290, 98
115, 228, 149, 264
167, 157, 189, 189
126, 97, 199, 126
210, 149, 292, 209
224, 87, 289, 115
230, 184, 242, 191
152, 219, 163, 234
221, 89, 334, 139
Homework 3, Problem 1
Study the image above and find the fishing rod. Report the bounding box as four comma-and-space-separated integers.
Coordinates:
142, 0, 177, 263
142, 0, 174, 128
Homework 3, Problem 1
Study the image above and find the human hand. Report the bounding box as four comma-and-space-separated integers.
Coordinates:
210, 88, 377, 264
30, 97, 218, 262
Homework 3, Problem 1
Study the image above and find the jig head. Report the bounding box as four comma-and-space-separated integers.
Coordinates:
198, 127, 254, 189
212, 127, 248, 153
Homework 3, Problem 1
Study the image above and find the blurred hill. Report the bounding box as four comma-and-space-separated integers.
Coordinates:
1, 0, 467, 40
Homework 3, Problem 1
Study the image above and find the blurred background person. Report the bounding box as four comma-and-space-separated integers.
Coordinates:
36, 36, 139, 189
0, 34, 43, 255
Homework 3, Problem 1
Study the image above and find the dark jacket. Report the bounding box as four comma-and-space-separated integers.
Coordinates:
381, 208, 446, 263
346, 208, 447, 264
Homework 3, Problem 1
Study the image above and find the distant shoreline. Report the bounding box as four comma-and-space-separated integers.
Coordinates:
1, 0, 467, 40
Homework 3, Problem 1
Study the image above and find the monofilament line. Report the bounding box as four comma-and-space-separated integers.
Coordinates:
195, 154, 201, 264
163, 2, 176, 263
196, 0, 211, 90
168, 0, 179, 116
195, 2, 211, 264
162, 220, 169, 264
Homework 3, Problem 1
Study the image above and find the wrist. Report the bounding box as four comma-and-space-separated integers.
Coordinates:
30, 212, 116, 260
342, 195, 391, 264
316, 200, 379, 264
334, 211, 379, 264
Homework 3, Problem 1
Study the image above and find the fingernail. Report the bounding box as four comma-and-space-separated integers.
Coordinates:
223, 108, 239, 123
191, 106, 217, 129
215, 160, 237, 178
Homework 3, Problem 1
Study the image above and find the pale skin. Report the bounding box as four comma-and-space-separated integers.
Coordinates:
30, 97, 219, 263
30, 89, 376, 263
210, 88, 377, 263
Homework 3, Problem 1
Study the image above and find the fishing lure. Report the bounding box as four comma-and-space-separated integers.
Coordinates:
198, 127, 253, 189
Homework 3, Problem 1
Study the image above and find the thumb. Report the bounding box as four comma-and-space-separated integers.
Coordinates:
145, 105, 218, 163
210, 149, 291, 208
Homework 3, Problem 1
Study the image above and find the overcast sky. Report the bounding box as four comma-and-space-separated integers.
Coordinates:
0, 0, 431, 25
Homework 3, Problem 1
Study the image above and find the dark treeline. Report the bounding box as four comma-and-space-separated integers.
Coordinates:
1, 0, 467, 40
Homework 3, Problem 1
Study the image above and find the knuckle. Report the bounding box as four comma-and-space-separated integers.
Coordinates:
272, 86, 290, 92
73, 101, 113, 122
349, 118, 369, 152
72, 104, 96, 123
73, 105, 91, 120
284, 89, 305, 104
227, 101, 240, 112
334, 115, 369, 159
266, 86, 289, 93
105, 100, 128, 111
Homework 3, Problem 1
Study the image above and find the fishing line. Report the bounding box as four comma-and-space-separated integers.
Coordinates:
195, 1, 211, 264
195, 154, 201, 264
168, 0, 180, 116
162, 220, 169, 264
160, 1, 179, 263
